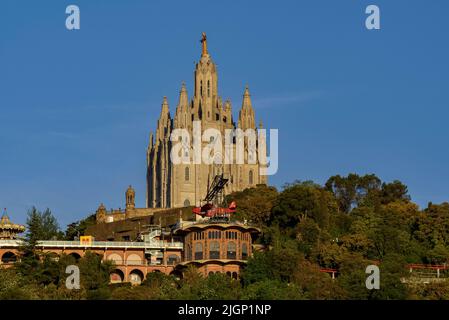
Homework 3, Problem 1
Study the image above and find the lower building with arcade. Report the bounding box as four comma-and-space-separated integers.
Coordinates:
173, 219, 259, 278
0, 178, 261, 285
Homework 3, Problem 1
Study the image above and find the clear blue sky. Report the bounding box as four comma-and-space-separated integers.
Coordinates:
1, 0, 448, 227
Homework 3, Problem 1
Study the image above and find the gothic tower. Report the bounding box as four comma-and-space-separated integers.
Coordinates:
147, 97, 172, 208
126, 185, 136, 209
146, 33, 267, 208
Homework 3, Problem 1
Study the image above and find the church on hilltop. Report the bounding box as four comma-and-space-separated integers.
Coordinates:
146, 33, 267, 209
2, 34, 270, 281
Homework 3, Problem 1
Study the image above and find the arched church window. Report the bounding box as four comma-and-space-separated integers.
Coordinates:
227, 242, 236, 259
167, 254, 180, 265
200, 80, 203, 96
207, 80, 210, 97
1, 252, 17, 264
184, 199, 190, 207
185, 167, 190, 181
209, 241, 220, 259
249, 170, 253, 185
242, 243, 248, 260
195, 242, 203, 260
186, 244, 192, 261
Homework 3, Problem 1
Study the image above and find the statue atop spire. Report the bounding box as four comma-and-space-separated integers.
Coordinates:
201, 32, 208, 56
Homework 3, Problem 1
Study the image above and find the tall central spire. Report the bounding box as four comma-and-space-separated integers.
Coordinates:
201, 32, 208, 56
147, 33, 267, 209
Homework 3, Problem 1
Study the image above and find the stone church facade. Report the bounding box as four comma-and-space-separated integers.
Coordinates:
146, 33, 267, 209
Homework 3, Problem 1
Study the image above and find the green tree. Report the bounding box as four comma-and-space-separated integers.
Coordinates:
242, 280, 303, 300
296, 218, 322, 255
369, 254, 409, 300
414, 203, 449, 255
312, 241, 348, 269
412, 281, 449, 300
177, 266, 210, 299
242, 247, 302, 285
78, 251, 114, 297
16, 207, 63, 284
0, 268, 21, 297
140, 272, 179, 299
26, 207, 63, 244
204, 273, 242, 300
336, 252, 373, 299
292, 257, 345, 299
426, 243, 449, 264
225, 184, 278, 225
325, 174, 381, 213
379, 180, 411, 204
271, 181, 338, 235
65, 214, 97, 240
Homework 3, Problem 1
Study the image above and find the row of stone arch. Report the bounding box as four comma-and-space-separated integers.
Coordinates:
0, 250, 183, 267
187, 241, 248, 260
37, 251, 180, 266
106, 252, 180, 266
0, 251, 87, 264
0, 251, 136, 265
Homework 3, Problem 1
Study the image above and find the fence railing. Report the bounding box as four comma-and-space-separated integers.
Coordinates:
0, 239, 22, 247
0, 239, 183, 249
109, 260, 180, 267
36, 240, 183, 249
